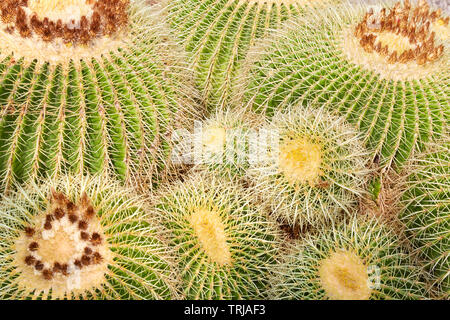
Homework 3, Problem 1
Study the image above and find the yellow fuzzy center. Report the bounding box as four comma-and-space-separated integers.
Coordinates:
203, 126, 227, 153
190, 208, 232, 266
318, 250, 371, 300
29, 0, 94, 20
375, 32, 415, 55
353, 1, 446, 66
14, 191, 111, 298
0, 0, 129, 64
278, 138, 322, 186
38, 232, 77, 264
30, 0, 86, 11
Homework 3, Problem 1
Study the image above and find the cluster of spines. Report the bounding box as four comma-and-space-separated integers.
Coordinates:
247, 106, 369, 228
269, 216, 427, 300
0, 1, 194, 192
400, 141, 449, 296
182, 108, 264, 179
355, 0, 446, 65
22, 190, 104, 281
167, 0, 334, 106
1, 0, 129, 44
154, 173, 282, 300
238, 1, 449, 167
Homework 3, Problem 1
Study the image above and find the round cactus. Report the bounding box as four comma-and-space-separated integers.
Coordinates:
0, 0, 197, 192
167, 0, 338, 108
239, 0, 449, 167
0, 175, 179, 300
172, 108, 264, 178
400, 140, 449, 296
249, 105, 369, 228
154, 173, 282, 299
270, 215, 427, 300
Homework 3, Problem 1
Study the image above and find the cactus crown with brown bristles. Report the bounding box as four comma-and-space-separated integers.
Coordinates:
14, 188, 110, 297
354, 0, 447, 65
0, 0, 129, 45
0, 175, 181, 299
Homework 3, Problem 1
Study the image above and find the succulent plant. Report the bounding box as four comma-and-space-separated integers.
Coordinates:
239, 0, 449, 167
154, 173, 282, 299
400, 140, 449, 297
167, 0, 337, 108
0, 0, 197, 192
0, 175, 179, 300
172, 107, 264, 178
270, 215, 427, 300
248, 105, 369, 228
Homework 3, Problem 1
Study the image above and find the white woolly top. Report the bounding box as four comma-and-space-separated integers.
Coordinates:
27, 0, 95, 24
341, 27, 448, 81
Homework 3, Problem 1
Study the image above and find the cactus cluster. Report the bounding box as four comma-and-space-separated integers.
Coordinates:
153, 173, 282, 299
270, 216, 427, 300
0, 0, 196, 192
0, 0, 447, 301
239, 0, 449, 167
167, 0, 337, 107
401, 140, 449, 296
0, 175, 179, 299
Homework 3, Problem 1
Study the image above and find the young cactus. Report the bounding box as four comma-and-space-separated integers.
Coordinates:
249, 105, 369, 228
172, 108, 264, 179
153, 173, 282, 299
239, 0, 449, 167
0, 175, 179, 300
0, 0, 197, 192
270, 215, 427, 300
400, 140, 449, 297
167, 0, 338, 108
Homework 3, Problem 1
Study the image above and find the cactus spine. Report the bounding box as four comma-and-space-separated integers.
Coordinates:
248, 105, 369, 228
401, 141, 449, 297
154, 173, 282, 299
0, 175, 179, 300
239, 0, 449, 167
173, 108, 264, 178
167, 0, 337, 108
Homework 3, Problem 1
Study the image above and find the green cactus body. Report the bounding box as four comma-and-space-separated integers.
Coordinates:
167, 0, 337, 108
240, 1, 449, 167
174, 108, 264, 178
249, 105, 369, 228
0, 0, 195, 192
0, 175, 179, 300
401, 141, 449, 296
270, 216, 427, 300
154, 173, 282, 299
